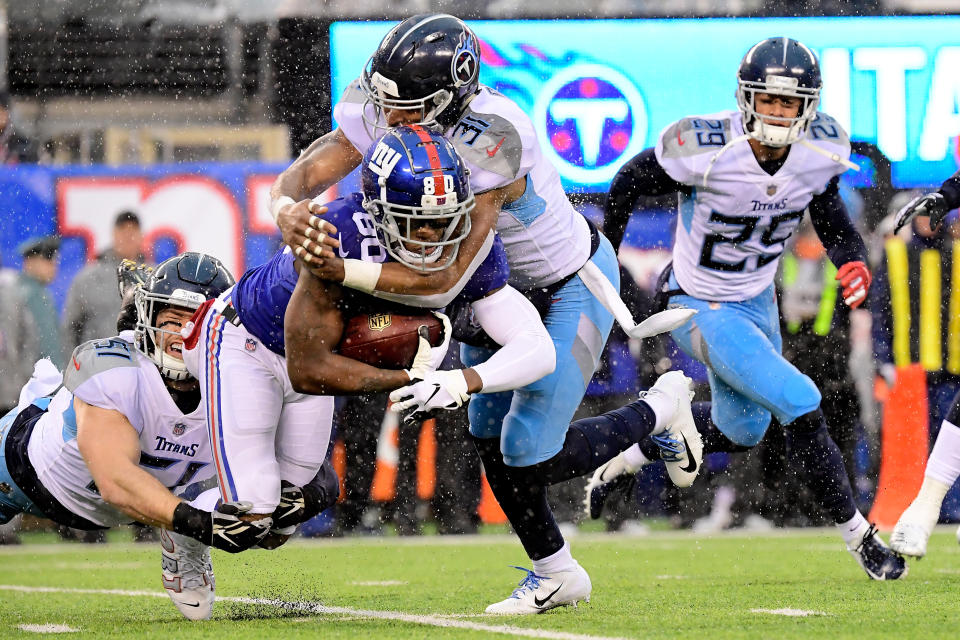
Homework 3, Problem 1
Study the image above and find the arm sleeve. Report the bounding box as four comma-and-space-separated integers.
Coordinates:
938, 169, 960, 210
604, 148, 690, 251
469, 286, 556, 394
870, 256, 893, 365
808, 177, 867, 268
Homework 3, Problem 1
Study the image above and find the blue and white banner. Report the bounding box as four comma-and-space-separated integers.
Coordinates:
331, 16, 960, 192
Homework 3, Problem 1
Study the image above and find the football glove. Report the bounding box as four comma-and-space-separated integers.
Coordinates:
116, 259, 153, 299
269, 481, 306, 535
893, 192, 949, 234
404, 311, 452, 381
209, 501, 273, 553
390, 369, 470, 426
836, 261, 871, 309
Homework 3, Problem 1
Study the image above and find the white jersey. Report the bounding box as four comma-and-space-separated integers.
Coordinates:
655, 109, 850, 301
26, 332, 213, 527
334, 80, 592, 290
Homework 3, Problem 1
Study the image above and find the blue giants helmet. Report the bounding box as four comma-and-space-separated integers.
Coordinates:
736, 37, 821, 147
360, 14, 481, 130
361, 124, 474, 272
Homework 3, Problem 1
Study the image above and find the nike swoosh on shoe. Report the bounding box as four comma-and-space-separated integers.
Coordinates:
534, 583, 563, 608
678, 433, 697, 473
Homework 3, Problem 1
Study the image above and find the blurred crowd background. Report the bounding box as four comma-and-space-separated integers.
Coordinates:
0, 0, 958, 543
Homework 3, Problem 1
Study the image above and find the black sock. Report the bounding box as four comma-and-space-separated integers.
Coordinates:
473, 436, 564, 561
528, 398, 658, 485
784, 409, 857, 524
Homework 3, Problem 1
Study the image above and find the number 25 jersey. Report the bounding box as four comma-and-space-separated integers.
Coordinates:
655, 109, 850, 302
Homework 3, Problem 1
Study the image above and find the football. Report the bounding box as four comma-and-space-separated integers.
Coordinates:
337, 312, 444, 369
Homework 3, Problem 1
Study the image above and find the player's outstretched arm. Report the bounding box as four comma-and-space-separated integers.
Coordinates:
271, 128, 362, 262
75, 397, 272, 551
893, 170, 960, 234
75, 397, 183, 528
308, 178, 519, 303
284, 264, 438, 395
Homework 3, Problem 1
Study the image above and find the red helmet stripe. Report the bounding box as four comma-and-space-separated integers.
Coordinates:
409, 124, 446, 196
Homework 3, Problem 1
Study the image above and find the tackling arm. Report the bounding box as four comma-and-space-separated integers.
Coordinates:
74, 397, 181, 528
271, 128, 363, 260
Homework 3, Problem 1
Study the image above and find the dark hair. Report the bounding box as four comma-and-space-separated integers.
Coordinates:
114, 210, 140, 227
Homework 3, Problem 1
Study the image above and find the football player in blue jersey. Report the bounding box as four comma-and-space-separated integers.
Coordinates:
267, 15, 700, 613
890, 170, 960, 558
591, 37, 906, 580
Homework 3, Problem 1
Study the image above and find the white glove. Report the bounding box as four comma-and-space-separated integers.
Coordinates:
403, 311, 452, 381
389, 370, 470, 426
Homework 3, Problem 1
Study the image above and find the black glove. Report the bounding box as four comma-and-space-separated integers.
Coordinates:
894, 192, 949, 234
172, 501, 272, 553
270, 481, 306, 533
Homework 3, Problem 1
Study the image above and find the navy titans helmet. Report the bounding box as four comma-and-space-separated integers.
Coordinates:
360, 14, 481, 130
736, 37, 821, 147
361, 124, 474, 272
134, 252, 235, 380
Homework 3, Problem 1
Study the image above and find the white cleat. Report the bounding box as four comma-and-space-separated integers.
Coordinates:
160, 528, 215, 620
890, 498, 940, 559
485, 564, 591, 615
643, 371, 701, 488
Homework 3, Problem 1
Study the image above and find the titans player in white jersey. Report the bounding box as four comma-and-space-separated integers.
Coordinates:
267, 14, 700, 613
889, 170, 960, 558
592, 37, 907, 580
0, 253, 312, 621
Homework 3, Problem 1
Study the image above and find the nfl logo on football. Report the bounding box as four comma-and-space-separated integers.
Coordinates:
172, 423, 186, 437
368, 314, 392, 332
245, 338, 257, 352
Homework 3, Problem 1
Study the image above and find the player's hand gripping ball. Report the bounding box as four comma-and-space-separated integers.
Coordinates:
338, 310, 447, 369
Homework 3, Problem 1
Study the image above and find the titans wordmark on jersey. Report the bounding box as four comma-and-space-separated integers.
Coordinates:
656, 110, 850, 302
25, 332, 212, 527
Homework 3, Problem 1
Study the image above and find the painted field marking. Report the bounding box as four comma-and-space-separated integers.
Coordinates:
350, 580, 408, 586
751, 608, 828, 617
17, 624, 80, 633
1, 585, 629, 640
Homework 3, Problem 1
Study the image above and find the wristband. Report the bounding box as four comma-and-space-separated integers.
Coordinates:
341, 259, 382, 293
172, 502, 212, 544
270, 196, 296, 223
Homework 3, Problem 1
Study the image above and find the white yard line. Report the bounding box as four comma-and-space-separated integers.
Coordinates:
0, 585, 631, 640
17, 624, 80, 633
751, 608, 828, 617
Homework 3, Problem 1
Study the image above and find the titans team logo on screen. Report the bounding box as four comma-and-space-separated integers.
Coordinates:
533, 64, 647, 186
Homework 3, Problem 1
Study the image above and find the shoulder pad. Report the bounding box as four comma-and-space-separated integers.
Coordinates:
660, 117, 733, 159
64, 337, 139, 392
338, 78, 365, 107
805, 112, 851, 147
448, 109, 524, 181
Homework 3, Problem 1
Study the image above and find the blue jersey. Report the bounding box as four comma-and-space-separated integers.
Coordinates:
233, 192, 509, 356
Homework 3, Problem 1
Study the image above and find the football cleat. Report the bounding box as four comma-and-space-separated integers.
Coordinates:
891, 498, 940, 559
160, 528, 215, 620
485, 564, 591, 615
643, 371, 701, 488
848, 524, 908, 581
583, 452, 638, 520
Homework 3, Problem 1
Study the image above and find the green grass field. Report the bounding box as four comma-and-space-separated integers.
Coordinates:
2, 527, 959, 639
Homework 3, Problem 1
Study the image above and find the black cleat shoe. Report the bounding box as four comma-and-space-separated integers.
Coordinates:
848, 524, 908, 580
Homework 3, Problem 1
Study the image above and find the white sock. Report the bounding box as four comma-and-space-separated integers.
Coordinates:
837, 510, 870, 548
640, 392, 676, 434
622, 444, 650, 471
532, 541, 577, 575
926, 420, 960, 488
902, 476, 951, 532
